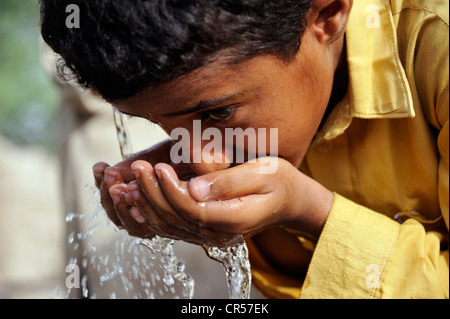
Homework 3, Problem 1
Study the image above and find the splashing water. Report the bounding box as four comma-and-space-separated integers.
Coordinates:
62, 195, 193, 299
113, 108, 252, 299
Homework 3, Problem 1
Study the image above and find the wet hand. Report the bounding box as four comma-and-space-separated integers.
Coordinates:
91, 139, 194, 237
109, 157, 333, 246
182, 157, 333, 240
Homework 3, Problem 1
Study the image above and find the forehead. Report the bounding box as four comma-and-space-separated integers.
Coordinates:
114, 54, 289, 116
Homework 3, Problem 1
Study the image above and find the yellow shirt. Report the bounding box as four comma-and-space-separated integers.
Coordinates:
248, 0, 449, 299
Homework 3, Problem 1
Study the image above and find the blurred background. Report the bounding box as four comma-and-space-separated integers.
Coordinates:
0, 0, 262, 299
0, 0, 59, 150
0, 0, 64, 298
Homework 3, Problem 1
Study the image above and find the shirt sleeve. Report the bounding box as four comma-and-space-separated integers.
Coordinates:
299, 193, 448, 299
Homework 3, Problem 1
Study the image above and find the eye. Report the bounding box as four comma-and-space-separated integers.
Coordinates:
201, 107, 236, 122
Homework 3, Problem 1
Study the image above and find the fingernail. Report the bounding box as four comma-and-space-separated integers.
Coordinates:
130, 189, 140, 200
110, 189, 121, 204
127, 182, 140, 200
131, 206, 145, 224
104, 170, 116, 184
131, 162, 145, 176
93, 164, 105, 176
124, 193, 134, 206
132, 166, 142, 178
190, 179, 211, 201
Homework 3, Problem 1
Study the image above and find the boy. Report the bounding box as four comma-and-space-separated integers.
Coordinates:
40, 0, 448, 298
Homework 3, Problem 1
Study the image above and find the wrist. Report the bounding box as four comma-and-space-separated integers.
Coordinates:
283, 173, 334, 241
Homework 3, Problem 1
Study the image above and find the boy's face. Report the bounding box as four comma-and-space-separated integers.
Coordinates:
114, 33, 337, 176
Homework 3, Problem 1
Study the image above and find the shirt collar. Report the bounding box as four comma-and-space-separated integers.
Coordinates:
345, 0, 415, 119
310, 0, 415, 147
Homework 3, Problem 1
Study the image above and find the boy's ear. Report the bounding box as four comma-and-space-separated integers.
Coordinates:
308, 0, 353, 45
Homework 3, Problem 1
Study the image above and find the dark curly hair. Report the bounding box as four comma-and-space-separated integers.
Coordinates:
40, 0, 313, 102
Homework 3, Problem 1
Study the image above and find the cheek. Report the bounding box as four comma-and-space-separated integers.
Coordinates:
274, 102, 325, 167
277, 126, 315, 167
295, 48, 335, 112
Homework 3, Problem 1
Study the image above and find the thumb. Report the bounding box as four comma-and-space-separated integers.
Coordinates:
188, 161, 270, 202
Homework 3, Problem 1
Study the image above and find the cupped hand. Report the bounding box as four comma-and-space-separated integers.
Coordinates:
94, 149, 334, 247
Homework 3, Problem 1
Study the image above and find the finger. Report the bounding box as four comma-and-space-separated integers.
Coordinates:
93, 162, 109, 189
98, 166, 126, 226
188, 159, 277, 202
131, 160, 177, 213
126, 180, 170, 234
130, 162, 191, 228
104, 166, 125, 185
109, 183, 132, 226
127, 176, 220, 243
112, 139, 173, 182
126, 181, 184, 240
154, 163, 208, 224
130, 164, 236, 244
128, 181, 225, 246
156, 163, 282, 235
109, 183, 151, 237
204, 194, 281, 234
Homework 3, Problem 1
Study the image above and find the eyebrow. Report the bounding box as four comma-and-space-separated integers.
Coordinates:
163, 92, 243, 117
